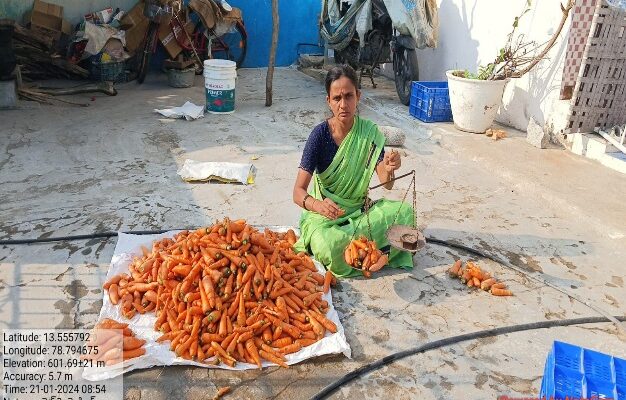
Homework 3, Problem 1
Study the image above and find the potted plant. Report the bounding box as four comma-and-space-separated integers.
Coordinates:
447, 0, 574, 133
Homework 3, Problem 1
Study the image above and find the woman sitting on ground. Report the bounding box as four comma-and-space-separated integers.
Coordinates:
292, 65, 414, 277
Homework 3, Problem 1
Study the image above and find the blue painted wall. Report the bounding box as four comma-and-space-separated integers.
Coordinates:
227, 0, 322, 67
0, 0, 322, 68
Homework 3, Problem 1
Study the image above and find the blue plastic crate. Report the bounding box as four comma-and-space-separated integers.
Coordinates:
617, 384, 626, 399
616, 357, 626, 384
540, 341, 625, 400
584, 348, 615, 382
409, 81, 452, 123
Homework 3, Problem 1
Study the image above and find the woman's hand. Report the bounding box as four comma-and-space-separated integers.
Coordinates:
382, 149, 401, 173
312, 198, 345, 220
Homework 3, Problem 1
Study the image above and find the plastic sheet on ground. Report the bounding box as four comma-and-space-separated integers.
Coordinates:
84, 229, 351, 381
155, 101, 205, 120
177, 160, 256, 185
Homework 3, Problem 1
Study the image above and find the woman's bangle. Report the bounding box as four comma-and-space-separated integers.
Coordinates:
302, 194, 312, 210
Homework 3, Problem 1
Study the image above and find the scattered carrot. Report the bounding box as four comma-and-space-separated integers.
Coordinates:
102, 218, 339, 367
212, 386, 231, 400
490, 287, 513, 296
480, 278, 496, 291
446, 260, 513, 297
447, 260, 462, 277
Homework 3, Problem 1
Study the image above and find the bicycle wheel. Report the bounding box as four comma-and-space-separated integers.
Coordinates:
211, 21, 247, 68
137, 21, 158, 84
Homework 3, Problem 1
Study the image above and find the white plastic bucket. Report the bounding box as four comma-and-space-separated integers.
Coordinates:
204, 59, 237, 114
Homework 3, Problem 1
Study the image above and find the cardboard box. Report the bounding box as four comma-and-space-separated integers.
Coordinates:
120, 1, 149, 53
158, 14, 194, 59
120, 1, 145, 29
27, 0, 71, 41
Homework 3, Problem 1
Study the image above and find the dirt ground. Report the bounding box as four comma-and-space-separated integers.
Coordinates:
1, 67, 625, 399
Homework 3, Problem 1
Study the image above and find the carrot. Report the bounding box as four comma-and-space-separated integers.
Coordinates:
123, 347, 146, 360
229, 220, 245, 234
144, 289, 159, 304
323, 271, 333, 294
272, 326, 283, 341
460, 269, 472, 283
352, 239, 367, 250
245, 339, 262, 368
369, 254, 388, 272
492, 282, 507, 290
480, 278, 496, 291
295, 338, 318, 347
97, 318, 128, 330
103, 274, 125, 290
108, 283, 120, 305
472, 277, 481, 288
259, 349, 289, 368
196, 342, 206, 362
212, 386, 231, 400
128, 282, 159, 292
490, 287, 513, 296
308, 311, 337, 333
251, 233, 272, 250
237, 330, 255, 344
271, 337, 292, 348
275, 296, 288, 321
262, 326, 273, 344
448, 260, 462, 277
305, 311, 325, 339
123, 336, 145, 351
280, 342, 302, 355
349, 242, 358, 266
303, 292, 322, 307
210, 341, 237, 363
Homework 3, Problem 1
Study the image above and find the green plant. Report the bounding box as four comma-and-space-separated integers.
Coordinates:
455, 0, 574, 81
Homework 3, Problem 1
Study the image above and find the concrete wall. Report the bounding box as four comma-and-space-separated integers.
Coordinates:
0, 0, 323, 68
414, 0, 572, 131
0, 0, 137, 27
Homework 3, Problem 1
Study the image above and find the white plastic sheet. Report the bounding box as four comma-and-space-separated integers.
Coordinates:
85, 230, 351, 381
382, 0, 438, 48
155, 101, 205, 121
177, 160, 257, 185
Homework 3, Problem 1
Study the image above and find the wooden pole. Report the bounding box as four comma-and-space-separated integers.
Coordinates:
265, 0, 279, 106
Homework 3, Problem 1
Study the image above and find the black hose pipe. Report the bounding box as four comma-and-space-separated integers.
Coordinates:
0, 230, 187, 245
311, 315, 626, 399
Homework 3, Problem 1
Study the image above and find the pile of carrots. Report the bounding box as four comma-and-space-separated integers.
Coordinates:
83, 318, 146, 365
447, 260, 513, 296
103, 219, 339, 368
344, 236, 388, 278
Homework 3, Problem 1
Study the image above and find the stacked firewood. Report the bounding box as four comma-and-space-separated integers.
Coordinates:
0, 19, 88, 81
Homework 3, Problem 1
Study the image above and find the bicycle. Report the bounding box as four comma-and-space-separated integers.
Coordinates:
137, 0, 247, 84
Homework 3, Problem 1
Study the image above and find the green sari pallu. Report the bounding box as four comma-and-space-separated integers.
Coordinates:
294, 117, 414, 277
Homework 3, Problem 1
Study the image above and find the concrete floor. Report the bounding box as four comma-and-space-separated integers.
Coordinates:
1, 67, 625, 399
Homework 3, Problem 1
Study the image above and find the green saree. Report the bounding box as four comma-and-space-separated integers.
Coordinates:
294, 116, 414, 277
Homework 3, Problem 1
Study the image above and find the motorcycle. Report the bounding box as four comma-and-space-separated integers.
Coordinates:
321, 0, 436, 105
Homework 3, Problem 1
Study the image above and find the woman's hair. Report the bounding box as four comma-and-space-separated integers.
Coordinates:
325, 65, 359, 95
